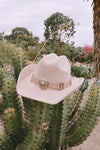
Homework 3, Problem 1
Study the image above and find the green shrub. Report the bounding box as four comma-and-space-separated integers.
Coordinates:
45, 46, 55, 54
60, 45, 71, 59
85, 52, 94, 63
45, 41, 71, 59
71, 65, 90, 79
73, 48, 85, 63
26, 46, 42, 61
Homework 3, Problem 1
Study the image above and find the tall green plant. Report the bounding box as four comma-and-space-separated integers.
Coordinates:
0, 42, 16, 66
0, 49, 100, 150
12, 48, 26, 81
67, 81, 100, 146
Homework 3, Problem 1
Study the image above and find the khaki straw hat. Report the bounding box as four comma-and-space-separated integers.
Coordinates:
17, 53, 84, 105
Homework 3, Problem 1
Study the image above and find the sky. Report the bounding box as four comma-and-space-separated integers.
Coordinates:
0, 0, 93, 47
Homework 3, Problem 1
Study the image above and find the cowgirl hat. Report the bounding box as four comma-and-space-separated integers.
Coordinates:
17, 53, 84, 105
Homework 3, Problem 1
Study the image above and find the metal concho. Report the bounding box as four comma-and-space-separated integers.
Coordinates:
39, 80, 49, 90
57, 82, 64, 90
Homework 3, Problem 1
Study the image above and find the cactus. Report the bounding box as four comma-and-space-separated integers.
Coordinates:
0, 68, 8, 81
0, 131, 15, 150
45, 102, 63, 150
17, 101, 52, 150
12, 48, 26, 81
0, 68, 8, 89
79, 79, 88, 93
0, 49, 100, 150
4, 108, 18, 134
66, 81, 100, 147
59, 97, 72, 149
1, 76, 28, 149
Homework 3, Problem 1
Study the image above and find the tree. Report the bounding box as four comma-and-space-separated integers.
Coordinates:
4, 27, 39, 50
16, 35, 39, 50
93, 0, 100, 79
44, 12, 75, 55
4, 27, 33, 44
12, 27, 32, 36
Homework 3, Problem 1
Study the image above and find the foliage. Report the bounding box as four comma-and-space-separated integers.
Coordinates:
45, 42, 71, 59
12, 27, 32, 36
4, 27, 39, 51
26, 46, 42, 61
72, 45, 94, 64
0, 32, 4, 41
71, 65, 90, 78
65, 43, 76, 60
72, 47, 85, 63
15, 35, 39, 50
83, 45, 94, 63
4, 27, 32, 43
44, 12, 75, 41
60, 44, 71, 59
44, 12, 75, 55
0, 42, 16, 66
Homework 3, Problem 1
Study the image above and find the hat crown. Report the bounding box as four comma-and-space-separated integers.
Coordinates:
34, 53, 71, 83
17, 53, 84, 105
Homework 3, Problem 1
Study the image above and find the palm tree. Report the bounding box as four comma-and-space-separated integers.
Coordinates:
93, 0, 100, 79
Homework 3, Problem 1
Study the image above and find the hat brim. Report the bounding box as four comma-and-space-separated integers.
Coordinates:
17, 64, 84, 105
